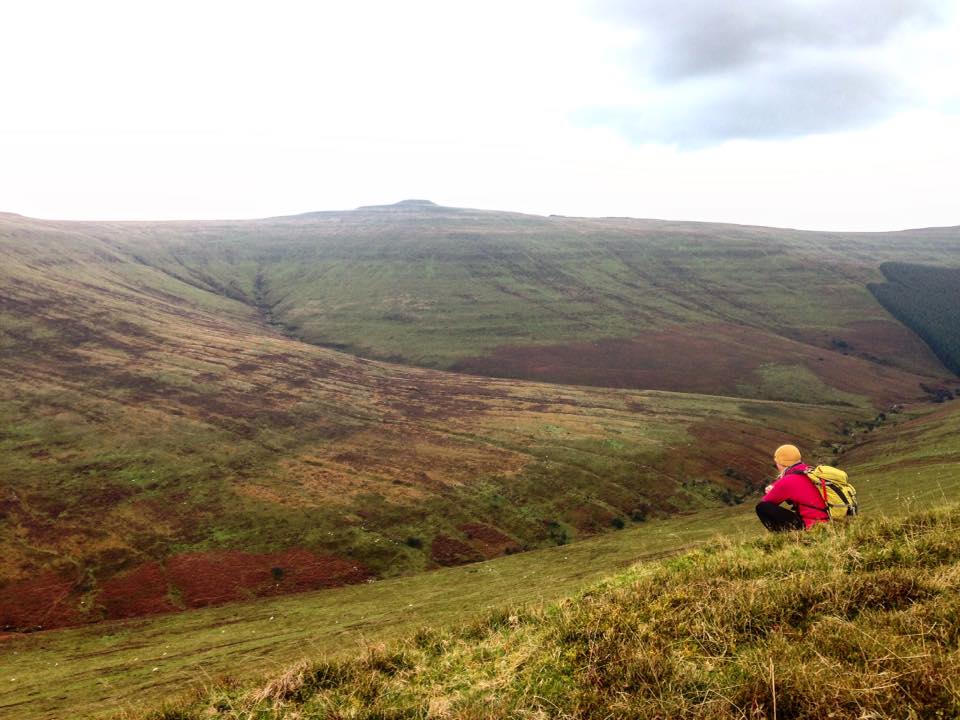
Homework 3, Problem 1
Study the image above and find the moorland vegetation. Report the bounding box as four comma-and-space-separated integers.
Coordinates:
11, 204, 958, 631
3, 341, 960, 720
1, 202, 959, 718
156, 506, 960, 720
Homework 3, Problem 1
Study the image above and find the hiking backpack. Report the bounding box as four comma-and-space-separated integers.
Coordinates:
804, 465, 858, 520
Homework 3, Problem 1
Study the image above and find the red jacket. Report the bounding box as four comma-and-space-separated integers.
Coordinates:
761, 463, 829, 529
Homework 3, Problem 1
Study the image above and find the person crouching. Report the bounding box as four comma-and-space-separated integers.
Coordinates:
756, 444, 830, 532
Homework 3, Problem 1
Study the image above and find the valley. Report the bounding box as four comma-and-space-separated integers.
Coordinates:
2, 207, 877, 632
1, 202, 958, 718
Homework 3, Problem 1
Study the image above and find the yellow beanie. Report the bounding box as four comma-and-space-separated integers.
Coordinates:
774, 444, 802, 466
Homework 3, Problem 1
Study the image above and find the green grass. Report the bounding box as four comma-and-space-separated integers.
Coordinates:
127, 509, 960, 719
736, 363, 867, 407
6, 207, 955, 400
3, 401, 960, 719
0, 506, 760, 719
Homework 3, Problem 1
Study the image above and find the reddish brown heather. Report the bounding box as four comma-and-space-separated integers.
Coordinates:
452, 322, 936, 407
430, 535, 485, 567
0, 571, 82, 630
0, 551, 370, 630
165, 550, 370, 608
457, 523, 522, 558
98, 562, 177, 619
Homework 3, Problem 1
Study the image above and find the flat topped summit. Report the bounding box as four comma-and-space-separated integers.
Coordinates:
395, 199, 437, 207
357, 199, 442, 211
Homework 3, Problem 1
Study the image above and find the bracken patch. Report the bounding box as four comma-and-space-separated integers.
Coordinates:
98, 562, 177, 619
165, 549, 371, 608
0, 570, 81, 631
430, 535, 484, 567
457, 522, 522, 558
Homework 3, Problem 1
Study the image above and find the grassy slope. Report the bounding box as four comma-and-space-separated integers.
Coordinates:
841, 399, 960, 512
152, 403, 960, 720
1, 213, 858, 632
6, 207, 957, 405
132, 204, 959, 398
0, 508, 763, 720
180, 507, 960, 720
1, 401, 958, 719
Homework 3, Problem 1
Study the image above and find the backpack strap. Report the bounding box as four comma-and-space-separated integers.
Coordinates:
793, 500, 831, 517
824, 481, 853, 508
789, 469, 831, 518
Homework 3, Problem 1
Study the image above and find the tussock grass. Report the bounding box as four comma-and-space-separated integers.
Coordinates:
156, 507, 960, 719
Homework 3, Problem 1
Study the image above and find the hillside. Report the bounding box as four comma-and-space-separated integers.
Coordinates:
0, 211, 859, 632
124, 203, 959, 404
166, 506, 960, 719
171, 401, 960, 720
2, 205, 958, 633
5, 207, 959, 406
869, 262, 960, 376
2, 400, 959, 719
132, 396, 960, 719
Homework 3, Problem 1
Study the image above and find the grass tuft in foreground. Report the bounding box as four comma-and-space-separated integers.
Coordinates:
141, 506, 960, 719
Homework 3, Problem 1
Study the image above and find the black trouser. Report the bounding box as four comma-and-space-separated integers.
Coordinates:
756, 501, 804, 532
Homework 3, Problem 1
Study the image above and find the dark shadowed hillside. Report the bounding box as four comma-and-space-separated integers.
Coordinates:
869, 262, 960, 375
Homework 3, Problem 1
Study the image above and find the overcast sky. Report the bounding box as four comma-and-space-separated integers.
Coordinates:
2, 0, 958, 230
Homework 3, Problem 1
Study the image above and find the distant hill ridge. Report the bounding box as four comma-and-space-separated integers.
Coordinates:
2, 202, 959, 403
360, 198, 440, 209
96, 201, 960, 397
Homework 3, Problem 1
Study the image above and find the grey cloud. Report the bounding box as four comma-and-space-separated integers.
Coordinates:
578, 60, 909, 146
584, 0, 953, 145
599, 0, 947, 81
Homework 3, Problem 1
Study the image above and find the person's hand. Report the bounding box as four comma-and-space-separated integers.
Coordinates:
764, 484, 774, 494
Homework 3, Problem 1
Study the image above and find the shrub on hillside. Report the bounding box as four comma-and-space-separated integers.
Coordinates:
630, 506, 649, 522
